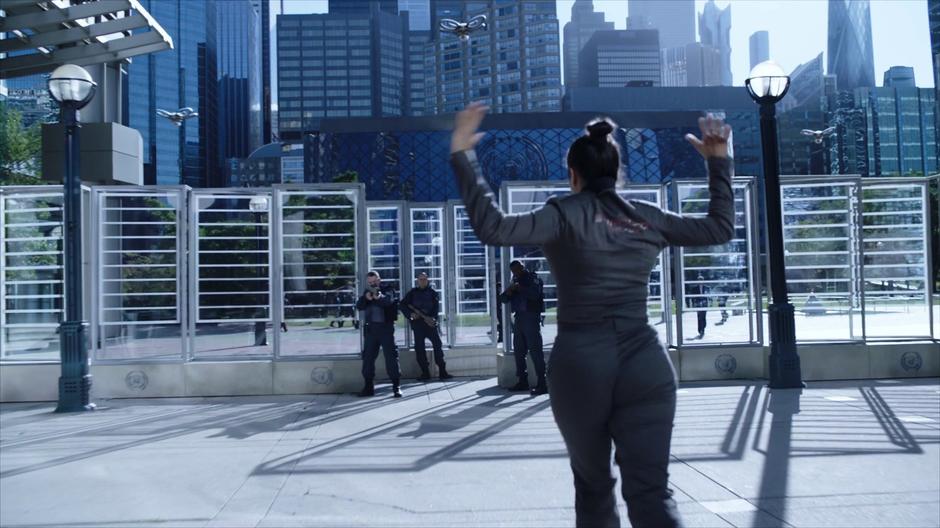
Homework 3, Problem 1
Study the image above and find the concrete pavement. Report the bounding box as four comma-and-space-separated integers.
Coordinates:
1, 377, 938, 527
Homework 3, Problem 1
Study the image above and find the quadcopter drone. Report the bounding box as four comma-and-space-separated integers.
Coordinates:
156, 107, 198, 126
800, 126, 836, 144
439, 14, 487, 41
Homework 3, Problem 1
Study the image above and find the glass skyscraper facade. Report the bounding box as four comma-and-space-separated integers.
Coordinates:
427, 0, 562, 114
698, 0, 732, 86
328, 0, 399, 15
406, 30, 432, 116
827, 87, 937, 177
749, 31, 769, 70
562, 0, 614, 88
277, 9, 407, 139
250, 0, 273, 144
931, 0, 939, 91
126, 0, 218, 187
218, 1, 263, 164
861, 87, 937, 176
827, 0, 875, 91
662, 43, 721, 88
579, 30, 662, 88
399, 0, 432, 31
627, 0, 695, 51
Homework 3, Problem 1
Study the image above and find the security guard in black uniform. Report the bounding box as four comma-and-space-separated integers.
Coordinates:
400, 272, 453, 381
355, 271, 402, 398
499, 260, 546, 395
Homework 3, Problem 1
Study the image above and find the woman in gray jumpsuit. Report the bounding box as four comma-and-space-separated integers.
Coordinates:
449, 103, 735, 528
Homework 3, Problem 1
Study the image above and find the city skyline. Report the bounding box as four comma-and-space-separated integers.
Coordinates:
270, 0, 934, 110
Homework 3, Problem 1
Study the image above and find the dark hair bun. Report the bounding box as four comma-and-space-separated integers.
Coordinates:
586, 118, 615, 141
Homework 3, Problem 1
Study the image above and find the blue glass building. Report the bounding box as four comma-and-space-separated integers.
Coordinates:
126, 0, 218, 187
304, 112, 708, 202
827, 0, 875, 91
218, 1, 263, 163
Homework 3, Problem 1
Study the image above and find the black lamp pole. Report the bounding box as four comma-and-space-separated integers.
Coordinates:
48, 65, 97, 412
748, 66, 805, 389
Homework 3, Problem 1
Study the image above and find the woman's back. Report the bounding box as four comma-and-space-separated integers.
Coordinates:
449, 151, 735, 326
542, 191, 663, 324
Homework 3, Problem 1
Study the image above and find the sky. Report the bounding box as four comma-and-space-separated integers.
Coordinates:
269, 0, 935, 106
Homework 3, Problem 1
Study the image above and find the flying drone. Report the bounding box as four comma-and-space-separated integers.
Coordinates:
800, 126, 836, 144
439, 14, 487, 41
156, 107, 198, 126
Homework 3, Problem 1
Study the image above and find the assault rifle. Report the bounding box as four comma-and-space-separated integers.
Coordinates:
408, 304, 437, 328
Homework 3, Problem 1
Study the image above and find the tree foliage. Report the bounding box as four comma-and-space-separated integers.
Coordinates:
0, 102, 44, 185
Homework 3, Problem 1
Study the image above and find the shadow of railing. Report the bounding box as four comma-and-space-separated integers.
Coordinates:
251, 391, 557, 475
0, 381, 471, 479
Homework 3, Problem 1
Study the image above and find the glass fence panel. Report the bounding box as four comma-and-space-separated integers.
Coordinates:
367, 205, 407, 347
503, 184, 675, 348
453, 205, 492, 346
279, 190, 360, 356
781, 181, 862, 341
410, 206, 448, 345
192, 193, 273, 358
861, 182, 932, 339
677, 181, 759, 345
96, 191, 184, 361
934, 178, 939, 342
1, 191, 64, 361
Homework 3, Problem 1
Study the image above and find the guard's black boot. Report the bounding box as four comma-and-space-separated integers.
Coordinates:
530, 378, 548, 396
438, 364, 454, 380
357, 380, 374, 397
417, 369, 432, 381
509, 379, 529, 392
392, 382, 403, 398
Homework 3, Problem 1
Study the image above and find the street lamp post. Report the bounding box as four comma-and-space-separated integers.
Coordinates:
47, 64, 97, 412
746, 61, 804, 389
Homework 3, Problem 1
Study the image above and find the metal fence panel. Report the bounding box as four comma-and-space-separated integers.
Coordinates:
277, 188, 361, 356
674, 179, 761, 346
190, 191, 274, 359
780, 179, 863, 341
95, 188, 186, 361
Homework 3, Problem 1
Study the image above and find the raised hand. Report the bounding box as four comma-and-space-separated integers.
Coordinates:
451, 102, 489, 153
685, 113, 733, 159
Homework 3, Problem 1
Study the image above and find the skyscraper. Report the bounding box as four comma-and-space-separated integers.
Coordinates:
276, 9, 408, 138
328, 0, 398, 15
626, 0, 695, 50
883, 66, 915, 88
426, 1, 561, 114
218, 1, 263, 162
858, 87, 937, 175
579, 30, 662, 88
405, 30, 432, 115
399, 0, 431, 31
662, 43, 721, 87
699, 0, 732, 86
127, 0, 219, 187
749, 31, 769, 70
250, 0, 273, 144
827, 0, 875, 91
781, 53, 825, 112
929, 0, 939, 91
562, 0, 613, 88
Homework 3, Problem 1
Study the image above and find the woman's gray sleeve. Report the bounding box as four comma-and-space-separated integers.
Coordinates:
640, 157, 736, 247
449, 150, 562, 247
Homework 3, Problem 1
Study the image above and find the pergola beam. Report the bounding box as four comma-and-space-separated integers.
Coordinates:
0, 14, 148, 54
0, 0, 173, 79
